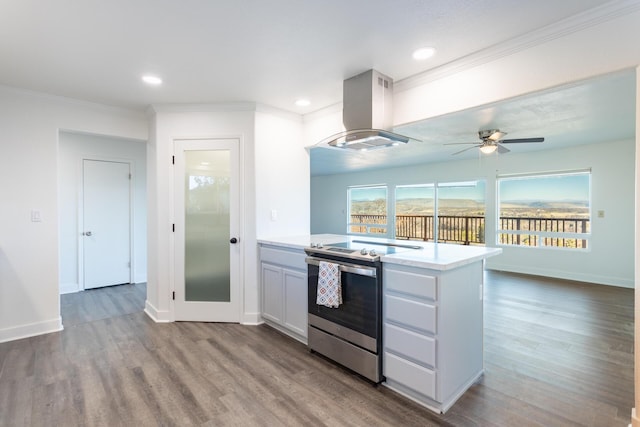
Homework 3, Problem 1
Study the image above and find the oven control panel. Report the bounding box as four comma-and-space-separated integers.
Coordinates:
307, 243, 382, 261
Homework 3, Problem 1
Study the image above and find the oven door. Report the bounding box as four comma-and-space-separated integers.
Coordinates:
306, 256, 381, 341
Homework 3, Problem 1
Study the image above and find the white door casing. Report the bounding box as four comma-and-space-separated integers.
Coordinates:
82, 159, 131, 289
173, 138, 241, 322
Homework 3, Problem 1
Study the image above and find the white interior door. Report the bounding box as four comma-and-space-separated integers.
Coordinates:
82, 159, 131, 289
174, 138, 240, 322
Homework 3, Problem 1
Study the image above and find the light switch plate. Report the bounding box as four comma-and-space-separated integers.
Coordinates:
31, 209, 42, 222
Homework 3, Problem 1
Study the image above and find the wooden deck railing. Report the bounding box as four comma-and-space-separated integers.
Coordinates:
350, 214, 589, 247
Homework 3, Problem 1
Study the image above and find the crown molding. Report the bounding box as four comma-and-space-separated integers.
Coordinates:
302, 102, 343, 123
148, 101, 257, 114
0, 83, 145, 117
395, 0, 640, 93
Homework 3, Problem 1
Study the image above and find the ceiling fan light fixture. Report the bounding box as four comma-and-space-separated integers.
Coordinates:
479, 144, 497, 154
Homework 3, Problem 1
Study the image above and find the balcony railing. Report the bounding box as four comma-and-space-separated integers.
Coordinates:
350, 214, 590, 248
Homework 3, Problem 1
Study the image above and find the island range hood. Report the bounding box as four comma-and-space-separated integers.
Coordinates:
321, 69, 415, 150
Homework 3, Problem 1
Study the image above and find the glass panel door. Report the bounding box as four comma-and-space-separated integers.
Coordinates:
174, 138, 240, 322
184, 150, 230, 302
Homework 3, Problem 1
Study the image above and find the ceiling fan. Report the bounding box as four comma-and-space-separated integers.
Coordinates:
446, 129, 544, 155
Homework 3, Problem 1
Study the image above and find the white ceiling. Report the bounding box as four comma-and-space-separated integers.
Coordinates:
0, 0, 613, 112
310, 70, 637, 175
1, 1, 634, 176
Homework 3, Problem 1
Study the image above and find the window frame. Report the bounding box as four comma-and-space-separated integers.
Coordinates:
496, 169, 591, 250
347, 185, 388, 236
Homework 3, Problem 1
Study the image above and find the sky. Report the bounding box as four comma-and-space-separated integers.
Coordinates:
350, 173, 588, 204
499, 173, 589, 202
351, 181, 486, 202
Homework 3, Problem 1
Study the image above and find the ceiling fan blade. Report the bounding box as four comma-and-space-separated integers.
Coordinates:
497, 144, 510, 154
488, 131, 507, 141
451, 145, 479, 155
500, 137, 544, 144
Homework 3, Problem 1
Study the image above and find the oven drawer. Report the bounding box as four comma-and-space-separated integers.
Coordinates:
309, 326, 382, 383
384, 351, 437, 400
385, 294, 437, 334
260, 246, 306, 270
384, 323, 436, 368
384, 267, 437, 300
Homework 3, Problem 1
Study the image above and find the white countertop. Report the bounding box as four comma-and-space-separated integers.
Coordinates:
258, 234, 348, 250
258, 234, 502, 271
380, 242, 501, 270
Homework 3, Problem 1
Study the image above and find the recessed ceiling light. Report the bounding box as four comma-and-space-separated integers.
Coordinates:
412, 47, 436, 61
142, 75, 162, 85
295, 99, 311, 107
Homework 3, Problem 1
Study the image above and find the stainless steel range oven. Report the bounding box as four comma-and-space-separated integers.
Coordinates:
305, 240, 420, 383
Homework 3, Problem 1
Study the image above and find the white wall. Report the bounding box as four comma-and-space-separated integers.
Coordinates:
255, 108, 308, 238
311, 139, 635, 288
58, 131, 147, 293
0, 86, 147, 343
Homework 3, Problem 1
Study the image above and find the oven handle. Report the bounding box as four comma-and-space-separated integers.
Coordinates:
305, 256, 377, 278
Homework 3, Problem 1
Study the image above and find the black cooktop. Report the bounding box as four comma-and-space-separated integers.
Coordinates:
306, 240, 422, 261
327, 240, 415, 255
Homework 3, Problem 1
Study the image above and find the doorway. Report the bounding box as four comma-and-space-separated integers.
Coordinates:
58, 131, 147, 295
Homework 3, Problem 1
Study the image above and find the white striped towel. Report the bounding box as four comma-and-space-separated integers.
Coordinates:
316, 261, 342, 308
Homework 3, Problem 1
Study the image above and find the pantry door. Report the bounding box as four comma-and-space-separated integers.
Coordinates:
82, 159, 131, 289
173, 138, 240, 322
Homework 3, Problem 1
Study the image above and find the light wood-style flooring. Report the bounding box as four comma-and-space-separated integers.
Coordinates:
0, 271, 633, 426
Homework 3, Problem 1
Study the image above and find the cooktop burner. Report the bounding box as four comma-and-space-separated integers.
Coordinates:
306, 240, 422, 261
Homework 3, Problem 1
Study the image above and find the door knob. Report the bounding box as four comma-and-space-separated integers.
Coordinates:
83, 231, 93, 236
230, 237, 238, 244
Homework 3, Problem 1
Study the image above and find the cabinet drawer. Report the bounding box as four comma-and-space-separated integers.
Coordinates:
385, 268, 436, 300
384, 352, 436, 400
385, 295, 436, 334
260, 246, 306, 270
384, 323, 436, 367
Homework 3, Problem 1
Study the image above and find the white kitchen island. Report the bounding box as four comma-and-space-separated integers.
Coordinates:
257, 234, 501, 414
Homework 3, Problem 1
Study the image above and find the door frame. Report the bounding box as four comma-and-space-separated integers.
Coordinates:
170, 136, 244, 322
78, 156, 136, 290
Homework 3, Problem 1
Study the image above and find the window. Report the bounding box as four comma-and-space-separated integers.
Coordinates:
497, 170, 591, 249
437, 181, 486, 245
395, 184, 434, 241
348, 186, 387, 235
394, 181, 485, 244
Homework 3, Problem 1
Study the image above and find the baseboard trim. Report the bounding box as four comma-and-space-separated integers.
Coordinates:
487, 264, 634, 288
242, 312, 262, 325
144, 300, 172, 323
0, 317, 64, 343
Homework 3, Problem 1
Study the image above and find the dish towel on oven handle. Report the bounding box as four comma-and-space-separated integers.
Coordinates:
316, 261, 342, 308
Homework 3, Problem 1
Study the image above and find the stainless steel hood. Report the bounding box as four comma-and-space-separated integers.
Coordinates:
321, 69, 415, 150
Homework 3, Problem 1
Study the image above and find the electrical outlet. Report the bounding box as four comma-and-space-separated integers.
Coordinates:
271, 209, 278, 221
597, 210, 605, 218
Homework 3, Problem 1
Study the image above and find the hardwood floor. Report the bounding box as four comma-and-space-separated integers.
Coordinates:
0, 272, 633, 426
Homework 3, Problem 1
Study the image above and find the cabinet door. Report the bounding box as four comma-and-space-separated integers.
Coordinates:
261, 263, 283, 323
283, 268, 308, 338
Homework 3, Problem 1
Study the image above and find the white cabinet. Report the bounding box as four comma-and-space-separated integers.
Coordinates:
259, 245, 308, 343
383, 261, 484, 414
